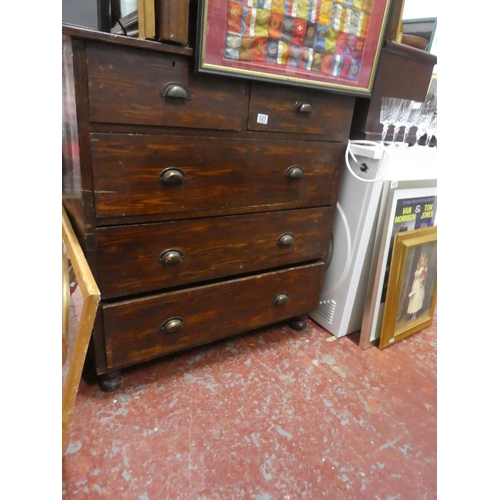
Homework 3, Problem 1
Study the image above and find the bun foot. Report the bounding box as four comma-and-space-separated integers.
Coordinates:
98, 371, 123, 392
288, 315, 308, 331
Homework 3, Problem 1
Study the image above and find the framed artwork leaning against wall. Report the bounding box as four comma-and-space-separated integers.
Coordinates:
378, 225, 437, 349
62, 206, 101, 454
359, 178, 437, 349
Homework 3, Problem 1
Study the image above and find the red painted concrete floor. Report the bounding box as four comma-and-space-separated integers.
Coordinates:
63, 289, 437, 499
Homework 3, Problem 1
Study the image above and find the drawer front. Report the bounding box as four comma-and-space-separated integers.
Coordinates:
91, 133, 342, 218
248, 82, 355, 140
97, 207, 333, 299
86, 42, 247, 130
103, 262, 325, 369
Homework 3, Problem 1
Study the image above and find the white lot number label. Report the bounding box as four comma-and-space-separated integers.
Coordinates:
257, 113, 268, 124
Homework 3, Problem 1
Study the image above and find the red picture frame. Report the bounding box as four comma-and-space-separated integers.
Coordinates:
196, 0, 391, 96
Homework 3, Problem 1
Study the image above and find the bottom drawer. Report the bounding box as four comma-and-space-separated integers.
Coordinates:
103, 262, 325, 369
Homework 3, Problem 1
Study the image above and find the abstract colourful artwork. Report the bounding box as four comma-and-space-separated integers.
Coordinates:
197, 0, 390, 95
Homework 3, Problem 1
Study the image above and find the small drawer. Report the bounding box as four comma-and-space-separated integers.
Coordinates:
86, 42, 247, 130
96, 207, 333, 299
102, 262, 325, 369
91, 133, 342, 218
248, 82, 355, 140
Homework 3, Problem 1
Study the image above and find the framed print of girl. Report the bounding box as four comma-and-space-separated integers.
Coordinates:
379, 226, 437, 350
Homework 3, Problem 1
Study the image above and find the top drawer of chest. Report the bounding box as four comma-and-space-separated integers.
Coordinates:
247, 82, 355, 140
85, 42, 248, 130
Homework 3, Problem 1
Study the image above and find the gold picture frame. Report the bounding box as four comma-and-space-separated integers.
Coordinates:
62, 206, 101, 453
384, 0, 406, 42
379, 226, 437, 350
137, 0, 155, 39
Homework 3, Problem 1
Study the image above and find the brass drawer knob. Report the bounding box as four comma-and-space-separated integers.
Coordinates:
294, 101, 312, 113
160, 82, 191, 100
285, 165, 304, 179
158, 167, 187, 186
273, 293, 290, 306
158, 249, 184, 264
277, 234, 295, 247
160, 317, 185, 334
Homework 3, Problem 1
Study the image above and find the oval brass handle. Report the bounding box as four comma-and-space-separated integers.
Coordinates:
158, 249, 184, 264
160, 82, 191, 100
273, 293, 290, 306
158, 168, 187, 186
285, 165, 304, 179
160, 317, 185, 334
277, 234, 295, 247
294, 101, 312, 113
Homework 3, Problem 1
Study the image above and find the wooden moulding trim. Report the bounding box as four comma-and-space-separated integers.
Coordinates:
383, 39, 437, 64
62, 206, 101, 455
62, 24, 193, 57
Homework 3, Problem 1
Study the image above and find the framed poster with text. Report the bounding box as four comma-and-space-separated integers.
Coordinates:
196, 0, 392, 96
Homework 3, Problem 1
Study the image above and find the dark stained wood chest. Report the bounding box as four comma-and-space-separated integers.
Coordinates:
62, 25, 355, 390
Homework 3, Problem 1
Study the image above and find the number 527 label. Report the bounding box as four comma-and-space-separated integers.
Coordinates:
257, 113, 268, 124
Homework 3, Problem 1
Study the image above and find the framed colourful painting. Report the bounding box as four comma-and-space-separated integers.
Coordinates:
196, 0, 392, 96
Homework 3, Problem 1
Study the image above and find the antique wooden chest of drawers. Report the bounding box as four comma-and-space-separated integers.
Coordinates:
62, 25, 355, 390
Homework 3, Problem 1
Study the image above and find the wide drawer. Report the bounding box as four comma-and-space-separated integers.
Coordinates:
97, 207, 333, 299
248, 82, 355, 140
102, 262, 325, 369
91, 133, 342, 218
86, 42, 247, 130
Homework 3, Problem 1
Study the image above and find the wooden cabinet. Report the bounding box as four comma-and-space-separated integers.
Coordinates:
62, 25, 355, 391
350, 40, 437, 142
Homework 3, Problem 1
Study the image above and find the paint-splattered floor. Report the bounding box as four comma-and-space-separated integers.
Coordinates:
63, 287, 437, 499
